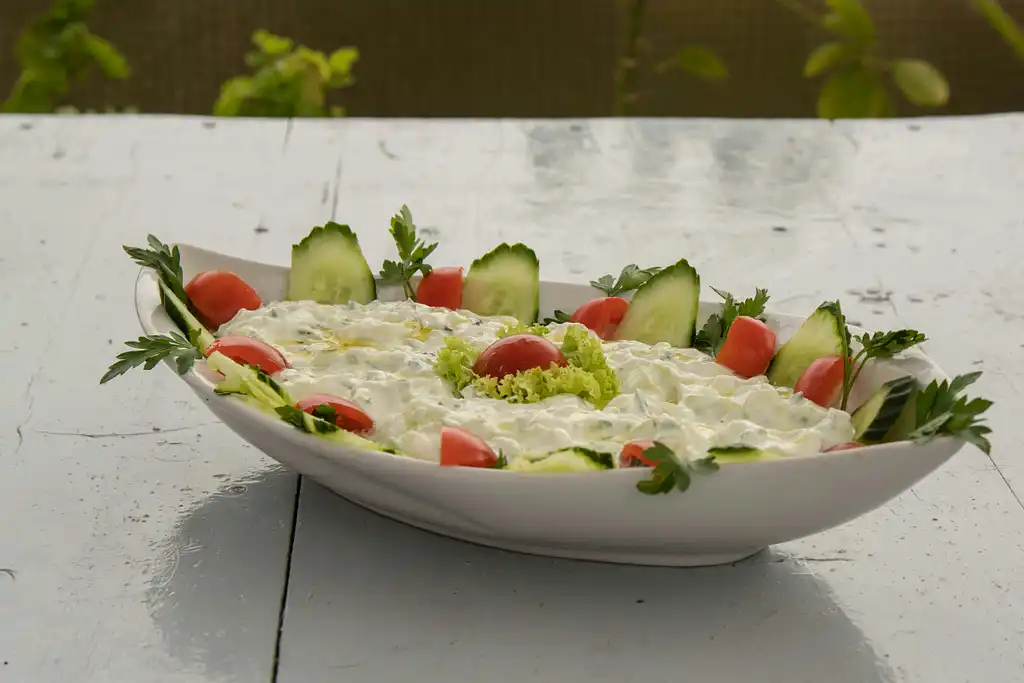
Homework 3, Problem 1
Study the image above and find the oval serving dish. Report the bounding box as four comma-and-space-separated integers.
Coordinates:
134, 244, 963, 567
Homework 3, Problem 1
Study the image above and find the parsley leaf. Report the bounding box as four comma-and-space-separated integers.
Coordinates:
122, 234, 189, 303
909, 372, 993, 454
837, 312, 927, 410
590, 264, 661, 297
378, 205, 438, 300
100, 331, 202, 384
693, 286, 770, 356
635, 441, 720, 495
541, 309, 572, 325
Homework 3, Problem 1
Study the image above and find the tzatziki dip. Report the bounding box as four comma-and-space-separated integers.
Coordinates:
220, 299, 855, 466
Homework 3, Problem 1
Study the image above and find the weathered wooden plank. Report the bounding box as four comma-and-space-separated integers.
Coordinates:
0, 115, 298, 682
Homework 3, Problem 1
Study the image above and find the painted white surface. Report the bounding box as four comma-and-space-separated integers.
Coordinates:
1, 114, 1022, 682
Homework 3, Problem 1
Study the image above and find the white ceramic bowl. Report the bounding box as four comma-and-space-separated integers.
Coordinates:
134, 245, 963, 567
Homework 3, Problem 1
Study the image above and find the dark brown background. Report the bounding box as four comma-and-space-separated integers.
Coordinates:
1, 0, 1022, 117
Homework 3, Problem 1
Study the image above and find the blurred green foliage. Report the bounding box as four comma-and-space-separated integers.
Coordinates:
613, 0, 727, 116
213, 30, 359, 118
972, 0, 1024, 61
781, 0, 950, 118
2, 0, 129, 114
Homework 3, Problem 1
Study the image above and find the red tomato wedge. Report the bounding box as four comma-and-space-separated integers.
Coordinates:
569, 297, 630, 340
294, 394, 374, 434
716, 316, 777, 378
472, 334, 568, 379
824, 442, 863, 452
205, 335, 289, 374
184, 270, 262, 328
619, 439, 657, 468
794, 355, 846, 407
440, 426, 499, 468
416, 266, 464, 310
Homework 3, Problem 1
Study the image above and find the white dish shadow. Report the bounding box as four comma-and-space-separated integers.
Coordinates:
134, 244, 962, 567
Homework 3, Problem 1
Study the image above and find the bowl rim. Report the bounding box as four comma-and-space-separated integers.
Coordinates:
133, 245, 961, 479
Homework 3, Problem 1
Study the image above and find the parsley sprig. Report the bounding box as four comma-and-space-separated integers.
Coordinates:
693, 287, 770, 356
827, 299, 927, 410
541, 309, 572, 325
842, 329, 928, 409
123, 234, 189, 303
100, 332, 202, 384
909, 372, 993, 454
378, 205, 438, 300
636, 442, 719, 495
591, 264, 661, 297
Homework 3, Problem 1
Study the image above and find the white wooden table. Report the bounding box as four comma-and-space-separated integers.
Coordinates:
1, 114, 1022, 683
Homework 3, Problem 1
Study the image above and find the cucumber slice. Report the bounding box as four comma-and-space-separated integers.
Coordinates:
159, 281, 215, 352
614, 258, 701, 347
851, 375, 916, 444
287, 222, 376, 305
462, 243, 540, 323
766, 302, 846, 388
507, 447, 613, 472
708, 446, 778, 463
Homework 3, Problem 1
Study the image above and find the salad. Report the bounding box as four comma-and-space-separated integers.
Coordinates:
103, 205, 993, 496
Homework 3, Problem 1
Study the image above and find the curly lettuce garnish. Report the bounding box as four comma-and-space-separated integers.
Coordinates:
435, 325, 620, 407
496, 321, 550, 338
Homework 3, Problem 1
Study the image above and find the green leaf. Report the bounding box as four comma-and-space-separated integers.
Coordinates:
817, 67, 892, 119
891, 59, 949, 108
635, 442, 720, 496
693, 286, 769, 357
541, 309, 572, 325
804, 42, 849, 77
252, 29, 293, 56
590, 264, 661, 297
84, 33, 129, 79
908, 372, 993, 453
101, 331, 201, 384
666, 45, 728, 81
823, 0, 876, 44
857, 329, 927, 360
328, 47, 359, 76
971, 0, 1024, 61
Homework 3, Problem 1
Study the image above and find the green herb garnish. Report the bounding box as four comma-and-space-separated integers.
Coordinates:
100, 331, 202, 384
841, 328, 928, 409
123, 234, 189, 303
542, 309, 572, 325
635, 442, 720, 495
590, 264, 661, 297
693, 286, 770, 356
909, 372, 993, 454
378, 205, 438, 300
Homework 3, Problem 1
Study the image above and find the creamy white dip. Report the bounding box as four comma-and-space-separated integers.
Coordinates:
220, 299, 854, 465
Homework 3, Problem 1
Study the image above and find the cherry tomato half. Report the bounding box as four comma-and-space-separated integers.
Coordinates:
184, 270, 262, 329
794, 355, 846, 408
619, 439, 657, 468
440, 426, 499, 468
824, 442, 863, 452
716, 316, 777, 378
295, 394, 374, 434
472, 334, 568, 379
205, 335, 289, 374
416, 266, 464, 310
569, 297, 630, 340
